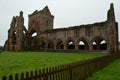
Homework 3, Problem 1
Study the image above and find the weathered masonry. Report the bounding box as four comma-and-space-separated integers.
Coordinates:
4, 3, 119, 53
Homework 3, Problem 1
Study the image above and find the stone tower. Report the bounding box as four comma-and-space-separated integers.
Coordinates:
28, 6, 54, 35
107, 3, 119, 52
107, 3, 115, 21
5, 11, 25, 51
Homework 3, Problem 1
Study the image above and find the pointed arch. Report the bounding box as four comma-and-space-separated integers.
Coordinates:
47, 40, 54, 49
78, 37, 89, 50
67, 38, 75, 50
39, 39, 46, 50
11, 30, 17, 51
56, 39, 64, 49
12, 30, 17, 45
32, 32, 37, 37
91, 36, 107, 50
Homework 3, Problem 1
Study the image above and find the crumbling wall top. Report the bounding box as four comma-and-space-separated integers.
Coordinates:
28, 6, 54, 18
107, 3, 115, 21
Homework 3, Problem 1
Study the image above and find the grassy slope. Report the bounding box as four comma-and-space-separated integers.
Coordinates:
88, 59, 120, 80
0, 51, 105, 78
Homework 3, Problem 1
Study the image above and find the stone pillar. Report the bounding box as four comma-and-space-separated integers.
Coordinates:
89, 43, 93, 51
54, 42, 57, 50
45, 42, 48, 51
64, 42, 67, 50
96, 40, 100, 50
75, 42, 79, 50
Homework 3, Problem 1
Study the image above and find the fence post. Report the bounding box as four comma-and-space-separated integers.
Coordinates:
2, 76, 6, 80
60, 65, 64, 80
9, 75, 13, 80
52, 67, 55, 80
46, 68, 48, 80
43, 69, 46, 80
55, 67, 58, 80
57, 66, 61, 80
35, 70, 37, 80
68, 64, 72, 80
26, 72, 29, 80
20, 73, 24, 80
49, 67, 52, 80
39, 70, 42, 80
59, 66, 62, 80
15, 74, 19, 80
30, 71, 33, 80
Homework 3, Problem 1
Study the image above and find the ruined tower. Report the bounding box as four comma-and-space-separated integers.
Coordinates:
107, 3, 119, 52
5, 11, 26, 51
28, 6, 54, 35
107, 3, 115, 21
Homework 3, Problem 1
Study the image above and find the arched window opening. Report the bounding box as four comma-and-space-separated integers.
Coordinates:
79, 40, 89, 50
67, 40, 75, 49
15, 21, 17, 27
92, 37, 107, 50
46, 20, 49, 26
23, 31, 26, 34
11, 31, 17, 51
93, 42, 97, 50
32, 32, 37, 37
30, 38, 38, 50
79, 41, 85, 45
48, 41, 54, 49
14, 32, 17, 35
40, 41, 46, 50
31, 41, 35, 47
57, 41, 63, 49
79, 41, 85, 50
12, 31, 17, 45
100, 40, 107, 50
100, 40, 106, 44
31, 39, 37, 48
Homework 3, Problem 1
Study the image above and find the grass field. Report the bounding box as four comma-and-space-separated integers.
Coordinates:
0, 51, 105, 78
88, 59, 120, 80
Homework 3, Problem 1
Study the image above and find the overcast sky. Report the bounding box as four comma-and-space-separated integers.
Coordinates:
0, 0, 120, 46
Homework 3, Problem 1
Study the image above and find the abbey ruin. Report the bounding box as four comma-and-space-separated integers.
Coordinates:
4, 3, 119, 53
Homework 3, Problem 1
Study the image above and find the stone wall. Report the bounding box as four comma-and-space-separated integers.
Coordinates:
5, 3, 119, 53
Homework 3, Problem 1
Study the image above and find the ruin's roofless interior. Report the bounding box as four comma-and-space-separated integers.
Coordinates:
5, 3, 119, 53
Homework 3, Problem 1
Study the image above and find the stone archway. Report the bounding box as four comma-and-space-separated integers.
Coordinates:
31, 32, 37, 37
30, 31, 38, 50
91, 36, 107, 50
12, 31, 17, 44
67, 39, 75, 50
78, 37, 89, 50
47, 40, 54, 49
56, 39, 64, 49
100, 40, 107, 50
39, 40, 46, 50
11, 31, 17, 51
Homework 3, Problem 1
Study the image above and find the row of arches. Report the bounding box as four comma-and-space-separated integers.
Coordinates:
38, 36, 107, 51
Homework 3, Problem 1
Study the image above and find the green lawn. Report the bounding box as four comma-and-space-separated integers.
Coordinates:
0, 51, 105, 78
88, 59, 120, 80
